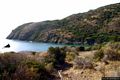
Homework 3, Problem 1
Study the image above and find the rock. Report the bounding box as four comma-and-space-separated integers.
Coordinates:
4, 44, 10, 48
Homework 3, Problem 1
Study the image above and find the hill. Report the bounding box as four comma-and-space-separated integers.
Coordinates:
7, 3, 120, 44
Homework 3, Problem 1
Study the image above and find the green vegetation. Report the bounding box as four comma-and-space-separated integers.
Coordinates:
31, 51, 36, 55
94, 42, 120, 61
47, 47, 66, 69
0, 52, 55, 80
86, 43, 105, 51
4, 2, 120, 80
65, 51, 77, 62
0, 42, 119, 79
7, 3, 120, 44
94, 49, 104, 61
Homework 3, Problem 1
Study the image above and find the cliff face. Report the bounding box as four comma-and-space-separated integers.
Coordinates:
7, 3, 120, 44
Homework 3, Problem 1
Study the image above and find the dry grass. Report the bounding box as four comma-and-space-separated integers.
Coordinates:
61, 48, 120, 80
62, 61, 120, 80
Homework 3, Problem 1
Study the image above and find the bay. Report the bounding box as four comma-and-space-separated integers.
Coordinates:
0, 39, 65, 53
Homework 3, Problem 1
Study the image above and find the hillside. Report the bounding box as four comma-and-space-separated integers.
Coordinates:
7, 3, 120, 44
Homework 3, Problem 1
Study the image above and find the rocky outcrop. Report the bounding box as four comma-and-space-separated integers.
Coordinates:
7, 3, 120, 44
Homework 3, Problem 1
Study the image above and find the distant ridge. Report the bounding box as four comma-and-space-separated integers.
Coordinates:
7, 3, 120, 44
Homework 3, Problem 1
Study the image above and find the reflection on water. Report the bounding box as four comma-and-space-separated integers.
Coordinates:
0, 39, 64, 52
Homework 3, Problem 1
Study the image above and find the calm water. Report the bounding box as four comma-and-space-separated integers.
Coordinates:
0, 39, 65, 52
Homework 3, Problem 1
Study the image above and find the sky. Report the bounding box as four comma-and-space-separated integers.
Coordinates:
0, 0, 120, 39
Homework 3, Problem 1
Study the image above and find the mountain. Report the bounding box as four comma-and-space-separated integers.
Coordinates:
7, 3, 120, 44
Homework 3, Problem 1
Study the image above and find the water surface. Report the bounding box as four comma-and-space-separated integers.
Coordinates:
0, 39, 65, 52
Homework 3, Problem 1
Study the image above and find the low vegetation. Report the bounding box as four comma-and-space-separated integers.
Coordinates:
0, 52, 56, 80
65, 51, 77, 62
0, 42, 120, 80
94, 42, 120, 61
73, 57, 94, 69
47, 47, 66, 69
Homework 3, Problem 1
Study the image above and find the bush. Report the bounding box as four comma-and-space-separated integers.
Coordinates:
65, 52, 77, 62
73, 57, 94, 69
85, 46, 92, 51
103, 48, 120, 61
31, 52, 36, 55
76, 46, 85, 51
48, 47, 66, 68
94, 49, 104, 61
45, 62, 54, 72
94, 42, 120, 61
0, 52, 56, 80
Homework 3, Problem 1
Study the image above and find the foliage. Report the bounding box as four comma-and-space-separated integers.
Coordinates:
73, 57, 94, 69
103, 42, 120, 60
7, 3, 120, 44
94, 49, 104, 61
45, 63, 54, 72
31, 52, 36, 55
91, 44, 105, 50
94, 42, 120, 61
0, 52, 56, 80
65, 52, 77, 62
48, 47, 66, 69
76, 46, 85, 51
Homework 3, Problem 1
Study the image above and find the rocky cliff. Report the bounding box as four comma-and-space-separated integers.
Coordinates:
7, 3, 120, 44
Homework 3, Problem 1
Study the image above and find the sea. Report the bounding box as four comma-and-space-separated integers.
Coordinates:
0, 39, 66, 53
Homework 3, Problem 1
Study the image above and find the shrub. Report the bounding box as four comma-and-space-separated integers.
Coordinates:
0, 53, 27, 79
31, 52, 36, 55
73, 57, 94, 69
105, 42, 120, 49
102, 42, 120, 60
103, 48, 120, 61
85, 46, 92, 51
65, 51, 77, 62
91, 44, 103, 50
45, 62, 54, 72
0, 52, 56, 80
48, 47, 66, 68
76, 46, 85, 51
94, 42, 120, 61
94, 49, 104, 61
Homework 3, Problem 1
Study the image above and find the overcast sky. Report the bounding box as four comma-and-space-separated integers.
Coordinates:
0, 0, 120, 38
